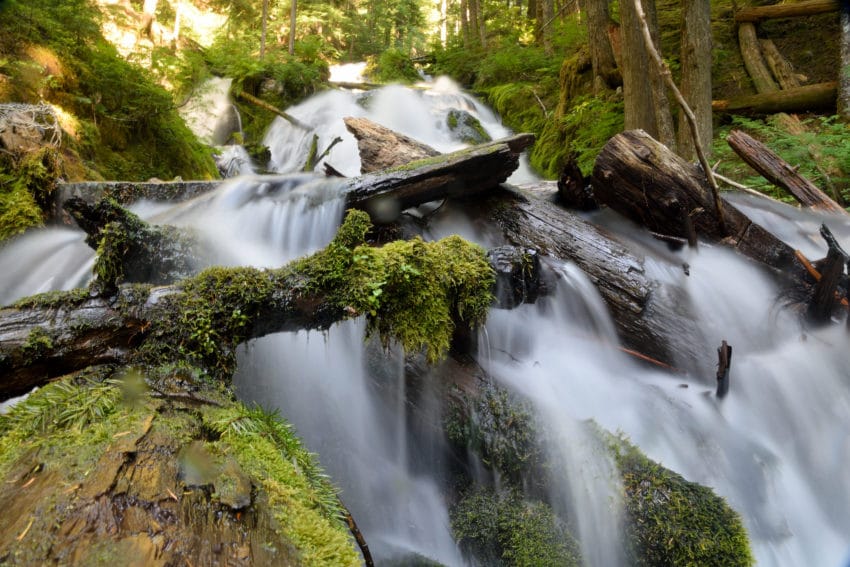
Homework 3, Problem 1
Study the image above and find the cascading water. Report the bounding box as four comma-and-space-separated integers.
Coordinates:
4, 73, 850, 566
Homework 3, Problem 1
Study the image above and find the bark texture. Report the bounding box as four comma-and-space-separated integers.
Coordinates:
678, 0, 713, 161
712, 82, 837, 114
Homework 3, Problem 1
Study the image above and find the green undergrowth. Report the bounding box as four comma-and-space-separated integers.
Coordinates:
714, 115, 850, 205
451, 486, 581, 566
365, 48, 421, 83
612, 437, 754, 567
0, 147, 63, 242
202, 404, 359, 566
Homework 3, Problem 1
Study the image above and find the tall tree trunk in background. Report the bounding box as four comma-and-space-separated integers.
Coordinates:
260, 0, 269, 58
289, 0, 297, 55
645, 0, 676, 150
620, 0, 657, 135
140, 0, 158, 38
441, 0, 448, 46
541, 0, 554, 54
678, 0, 712, 160
581, 0, 620, 91
469, 0, 481, 45
527, 0, 537, 23
461, 0, 471, 47
839, 3, 850, 120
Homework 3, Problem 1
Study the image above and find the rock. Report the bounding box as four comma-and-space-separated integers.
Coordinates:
446, 109, 492, 145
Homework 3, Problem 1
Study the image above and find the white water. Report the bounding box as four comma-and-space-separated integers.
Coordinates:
4, 75, 850, 565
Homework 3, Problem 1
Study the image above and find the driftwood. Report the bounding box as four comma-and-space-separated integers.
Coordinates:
591, 130, 805, 279
735, 0, 838, 22
808, 224, 850, 322
342, 134, 535, 221
726, 129, 848, 215
344, 117, 440, 174
715, 340, 732, 399
712, 82, 837, 114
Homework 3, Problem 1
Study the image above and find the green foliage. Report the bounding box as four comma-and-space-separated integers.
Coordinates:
21, 327, 54, 364
0, 375, 121, 437
612, 438, 754, 567
532, 95, 624, 177
451, 487, 581, 566
202, 403, 360, 566
295, 209, 495, 362
445, 383, 539, 482
365, 48, 421, 84
713, 116, 850, 204
0, 147, 63, 242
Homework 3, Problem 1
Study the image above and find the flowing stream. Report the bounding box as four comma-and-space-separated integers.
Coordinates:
2, 74, 850, 566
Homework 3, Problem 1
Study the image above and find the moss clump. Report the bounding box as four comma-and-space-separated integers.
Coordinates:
202, 404, 360, 566
0, 147, 63, 242
295, 209, 494, 362
445, 382, 540, 483
451, 487, 581, 566
447, 109, 492, 145
12, 287, 90, 310
21, 327, 54, 364
613, 439, 754, 567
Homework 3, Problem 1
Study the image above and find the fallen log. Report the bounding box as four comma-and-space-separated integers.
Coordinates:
343, 117, 440, 174
726, 129, 848, 215
712, 82, 837, 114
235, 90, 310, 130
342, 134, 535, 222
808, 224, 849, 322
591, 129, 806, 279
738, 23, 779, 95
0, 211, 539, 399
735, 0, 838, 22
715, 340, 732, 399
760, 39, 805, 90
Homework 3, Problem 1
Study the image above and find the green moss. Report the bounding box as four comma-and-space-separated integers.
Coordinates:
21, 327, 54, 363
202, 404, 360, 566
295, 209, 494, 362
0, 147, 63, 242
446, 109, 492, 145
445, 383, 539, 483
451, 487, 581, 567
612, 439, 754, 567
12, 287, 90, 310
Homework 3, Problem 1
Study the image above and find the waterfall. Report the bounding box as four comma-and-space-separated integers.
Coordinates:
4, 73, 850, 566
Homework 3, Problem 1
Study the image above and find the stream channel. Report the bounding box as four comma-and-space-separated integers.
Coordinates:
2, 64, 850, 566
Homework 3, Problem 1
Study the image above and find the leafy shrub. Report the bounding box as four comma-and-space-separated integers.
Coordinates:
365, 48, 421, 83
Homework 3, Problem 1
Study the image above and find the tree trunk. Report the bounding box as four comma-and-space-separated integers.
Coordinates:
738, 23, 779, 94
619, 0, 660, 138
726, 129, 848, 215
591, 130, 806, 279
736, 0, 838, 22
839, 5, 850, 120
289, 0, 297, 55
461, 0, 471, 47
139, 0, 158, 38
260, 0, 269, 59
678, 0, 712, 161
644, 0, 676, 150
540, 0, 554, 54
712, 82, 837, 114
580, 0, 621, 91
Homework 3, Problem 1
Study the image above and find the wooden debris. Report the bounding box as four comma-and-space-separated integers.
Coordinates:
716, 340, 732, 399
808, 225, 849, 323
712, 82, 837, 114
735, 0, 838, 22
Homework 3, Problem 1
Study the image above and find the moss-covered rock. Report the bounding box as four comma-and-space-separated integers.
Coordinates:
450, 486, 581, 566
447, 109, 492, 145
0, 146, 63, 242
613, 439, 755, 567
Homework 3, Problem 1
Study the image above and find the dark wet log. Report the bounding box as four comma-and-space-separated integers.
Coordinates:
592, 130, 805, 279
0, 241, 538, 400
63, 197, 201, 290
557, 157, 597, 210
474, 183, 710, 372
736, 0, 838, 22
343, 134, 535, 222
712, 82, 837, 114
727, 129, 848, 215
343, 117, 440, 174
738, 23, 779, 95
715, 340, 732, 398
809, 224, 850, 323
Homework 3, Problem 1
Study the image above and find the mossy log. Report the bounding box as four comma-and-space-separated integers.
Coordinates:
726, 129, 848, 215
343, 117, 440, 173
0, 213, 539, 400
592, 130, 806, 281
735, 0, 838, 22
737, 23, 779, 95
712, 82, 837, 114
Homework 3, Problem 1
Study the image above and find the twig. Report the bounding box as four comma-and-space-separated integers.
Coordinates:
530, 88, 548, 115
339, 497, 374, 566
633, 0, 726, 234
